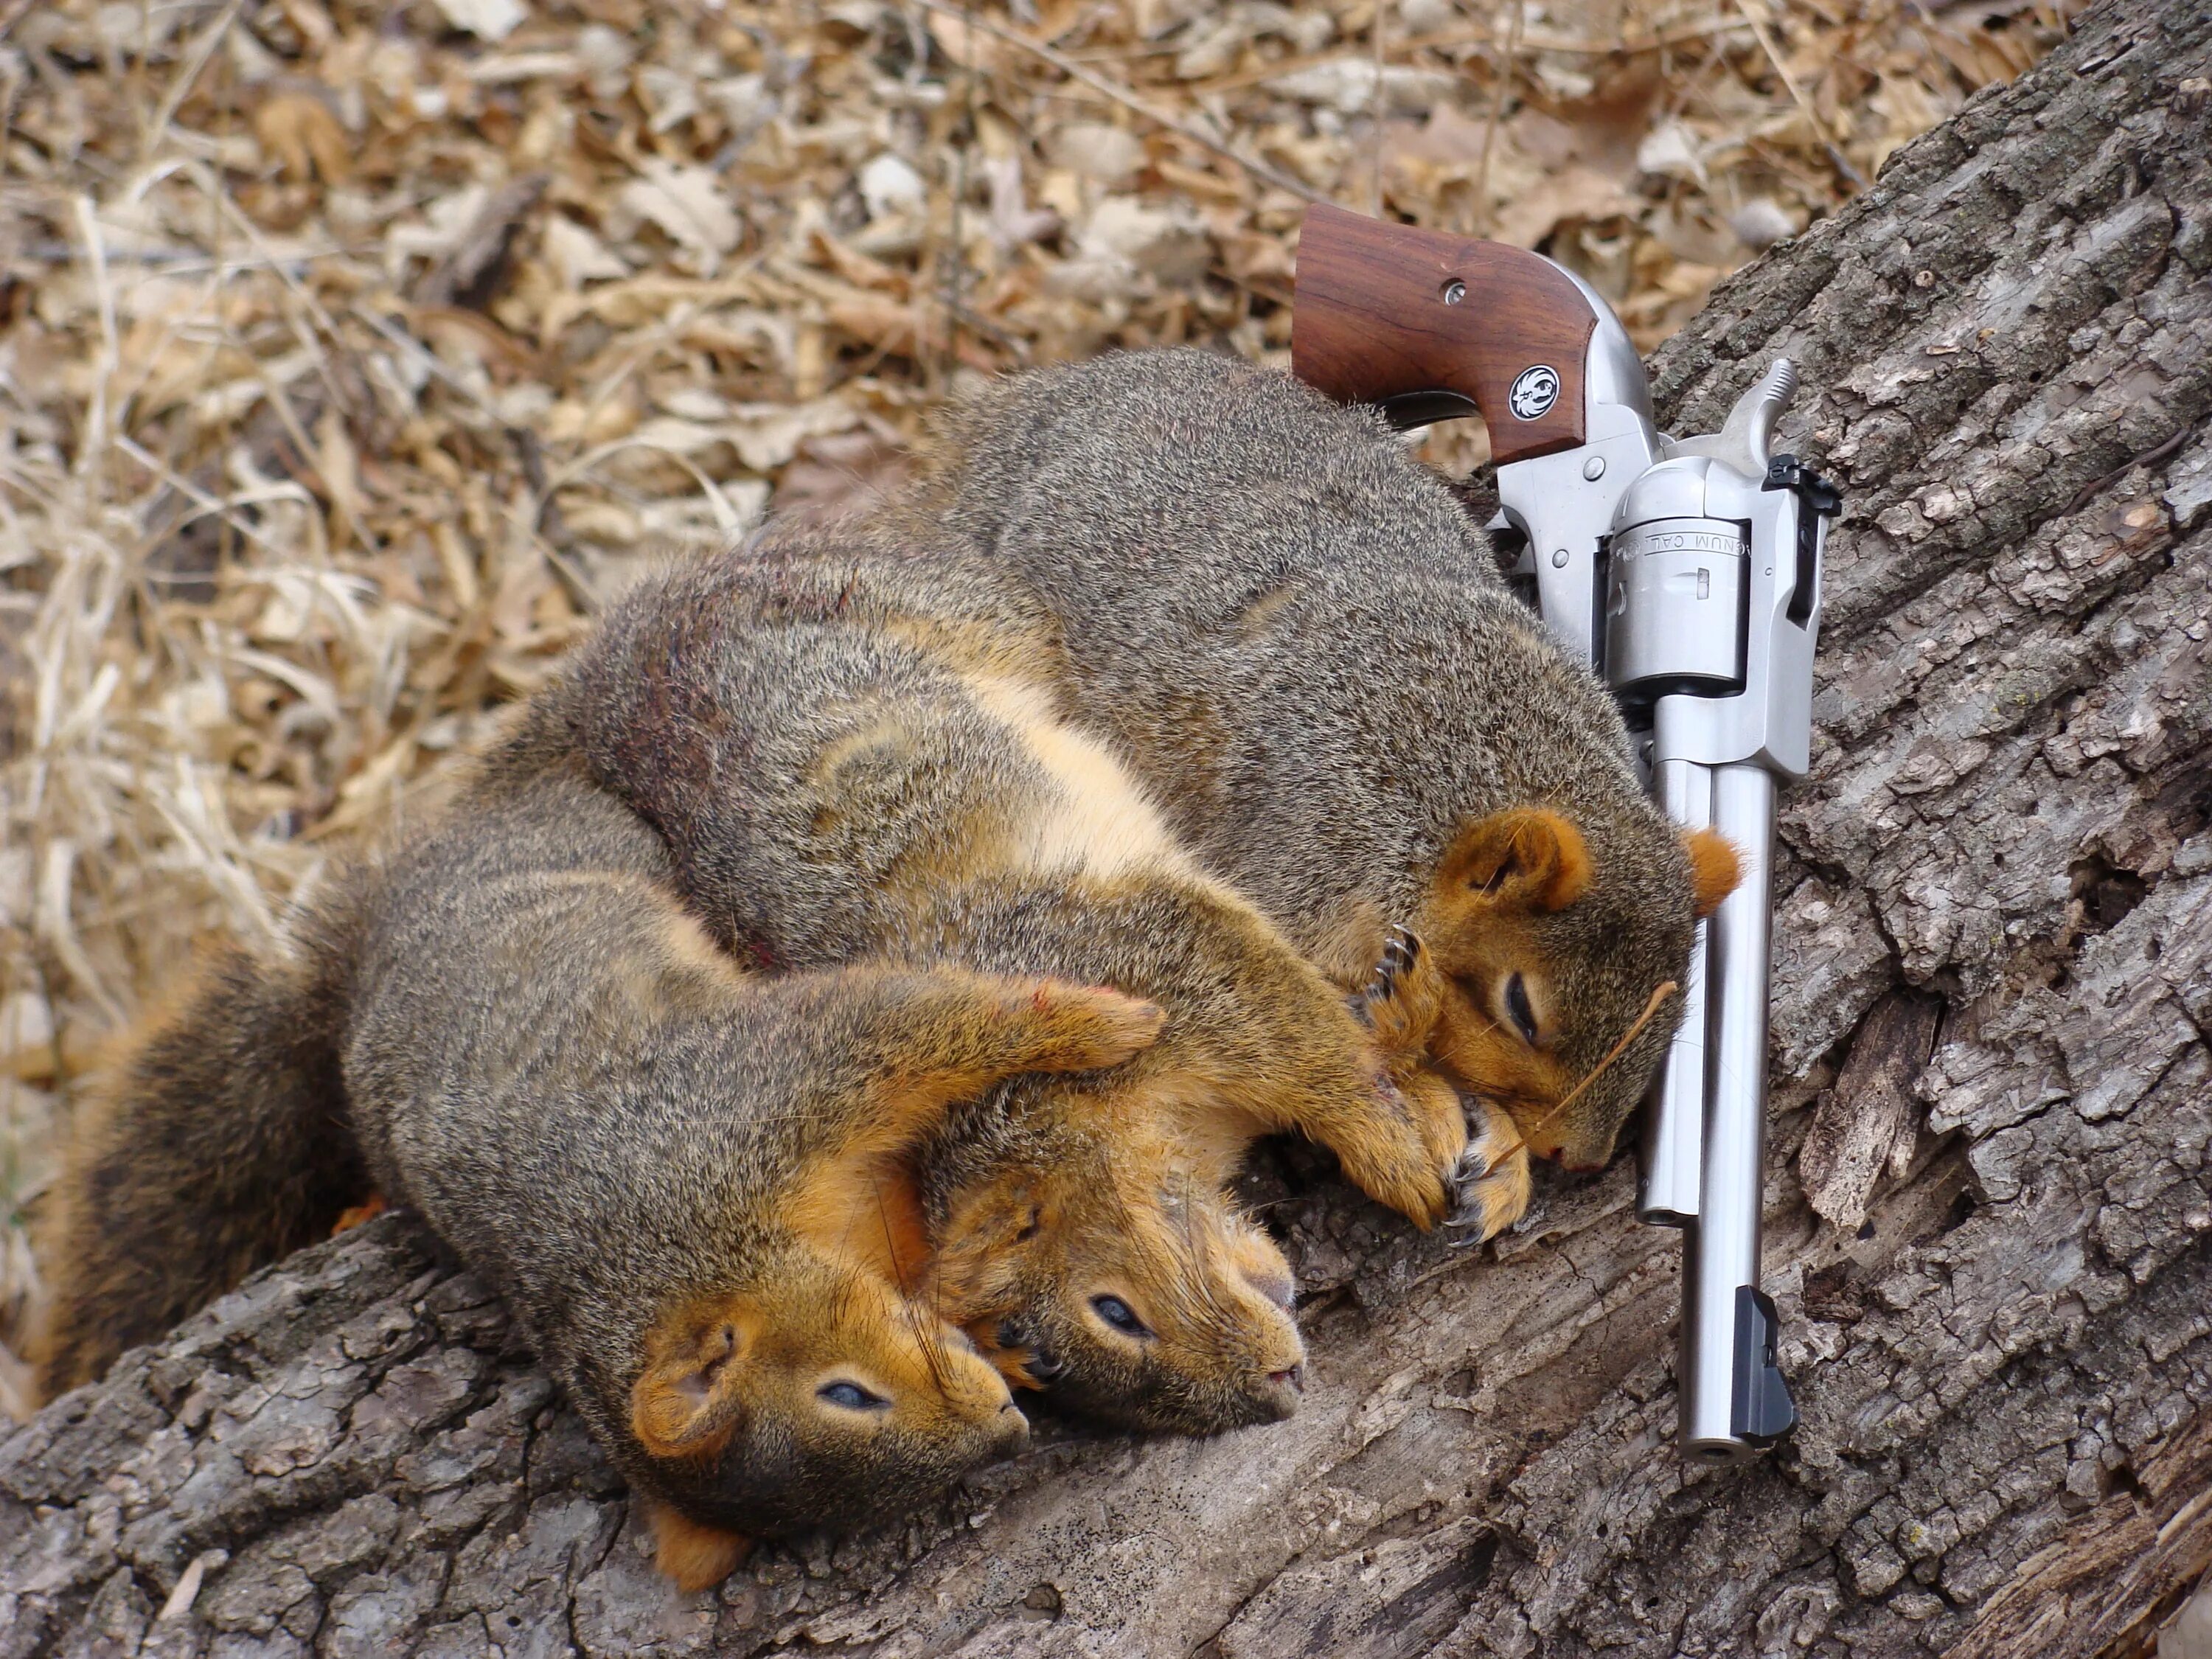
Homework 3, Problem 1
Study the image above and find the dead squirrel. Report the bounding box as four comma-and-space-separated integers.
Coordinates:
549, 532, 1472, 1431
44, 740, 1163, 1590
896, 348, 1740, 1233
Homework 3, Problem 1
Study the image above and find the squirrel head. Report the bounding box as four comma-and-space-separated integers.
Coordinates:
928, 1130, 1306, 1433
625, 1245, 1025, 1542
1416, 805, 1738, 1172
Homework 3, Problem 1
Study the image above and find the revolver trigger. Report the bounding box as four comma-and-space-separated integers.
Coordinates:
1481, 506, 1537, 582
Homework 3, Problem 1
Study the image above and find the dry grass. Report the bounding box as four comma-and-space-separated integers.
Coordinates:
0, 0, 2078, 1416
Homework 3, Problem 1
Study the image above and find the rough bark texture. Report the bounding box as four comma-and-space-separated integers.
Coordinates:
6, 0, 2211, 1649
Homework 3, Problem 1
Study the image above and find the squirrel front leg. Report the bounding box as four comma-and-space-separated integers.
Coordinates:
1220, 927, 1534, 1231
1357, 927, 1532, 1239
786, 971, 1165, 1272
1228, 1052, 1462, 1231
1228, 928, 1472, 1229
1356, 928, 1471, 1174
853, 972, 1167, 1145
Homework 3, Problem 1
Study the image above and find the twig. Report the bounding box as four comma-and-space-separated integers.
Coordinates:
507, 426, 598, 615
1192, 21, 1755, 95
9, 243, 364, 270
71, 197, 119, 478
1731, 0, 1865, 188
939, 0, 979, 392
141, 0, 245, 161
181, 165, 601, 605
1370, 0, 1388, 217
2061, 428, 2191, 516
908, 0, 1326, 205
181, 163, 364, 424
111, 434, 297, 563
1473, 0, 1526, 237
413, 173, 549, 310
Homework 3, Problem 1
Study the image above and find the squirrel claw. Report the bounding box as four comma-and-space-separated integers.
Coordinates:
1445, 1097, 1532, 1242
1357, 925, 1442, 1060
1363, 925, 1422, 1004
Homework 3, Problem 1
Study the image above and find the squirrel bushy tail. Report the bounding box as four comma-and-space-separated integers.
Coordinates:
37, 886, 369, 1399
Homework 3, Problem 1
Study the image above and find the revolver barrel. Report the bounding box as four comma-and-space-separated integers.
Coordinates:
1610, 358, 1828, 1458
1637, 757, 1711, 1228
1677, 762, 1793, 1457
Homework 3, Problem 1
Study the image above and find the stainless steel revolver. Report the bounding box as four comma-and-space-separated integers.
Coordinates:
1293, 202, 1835, 1461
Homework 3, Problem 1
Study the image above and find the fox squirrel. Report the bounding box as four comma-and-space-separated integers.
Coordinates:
547, 531, 1478, 1430
44, 739, 1165, 1590
887, 348, 1741, 1234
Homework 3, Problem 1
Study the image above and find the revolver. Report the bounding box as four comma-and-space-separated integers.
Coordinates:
1292, 202, 1835, 1462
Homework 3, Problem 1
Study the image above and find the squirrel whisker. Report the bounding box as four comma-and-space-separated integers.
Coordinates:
1509, 980, 1680, 1152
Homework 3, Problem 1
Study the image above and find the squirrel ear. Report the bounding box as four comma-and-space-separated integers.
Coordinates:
630, 1301, 757, 1460
970, 1176, 1054, 1251
1439, 809, 1592, 914
1683, 828, 1742, 920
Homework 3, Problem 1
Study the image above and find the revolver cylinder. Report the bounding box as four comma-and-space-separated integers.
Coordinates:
1604, 517, 1749, 699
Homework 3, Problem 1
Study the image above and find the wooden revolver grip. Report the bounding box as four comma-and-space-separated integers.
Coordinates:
1291, 202, 1600, 466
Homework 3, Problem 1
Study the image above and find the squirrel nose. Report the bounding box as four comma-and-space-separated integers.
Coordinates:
1252, 1366, 1303, 1422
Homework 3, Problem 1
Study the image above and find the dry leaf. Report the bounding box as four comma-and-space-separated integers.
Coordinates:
1265, 60, 1456, 117
1081, 197, 1213, 282
1492, 164, 1640, 250
541, 215, 630, 289
859, 153, 927, 220
1044, 122, 1149, 187
616, 160, 743, 265
254, 91, 351, 184
432, 0, 527, 42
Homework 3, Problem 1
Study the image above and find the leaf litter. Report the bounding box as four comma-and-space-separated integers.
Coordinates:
0, 0, 2079, 1413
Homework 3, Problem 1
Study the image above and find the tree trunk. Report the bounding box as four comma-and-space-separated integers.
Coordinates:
6, 0, 2210, 1649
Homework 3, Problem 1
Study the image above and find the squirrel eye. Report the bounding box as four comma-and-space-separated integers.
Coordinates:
1090, 1294, 1152, 1338
818, 1380, 887, 1411
1503, 974, 1540, 1044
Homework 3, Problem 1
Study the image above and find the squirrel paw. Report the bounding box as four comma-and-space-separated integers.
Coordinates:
974, 1318, 1063, 1391
1354, 925, 1444, 1063
1446, 1096, 1532, 1243
1006, 981, 1168, 1074
1327, 1093, 1469, 1239
1335, 928, 1470, 1228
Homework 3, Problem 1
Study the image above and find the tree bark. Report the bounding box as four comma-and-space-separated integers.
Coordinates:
6, 0, 2211, 1649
